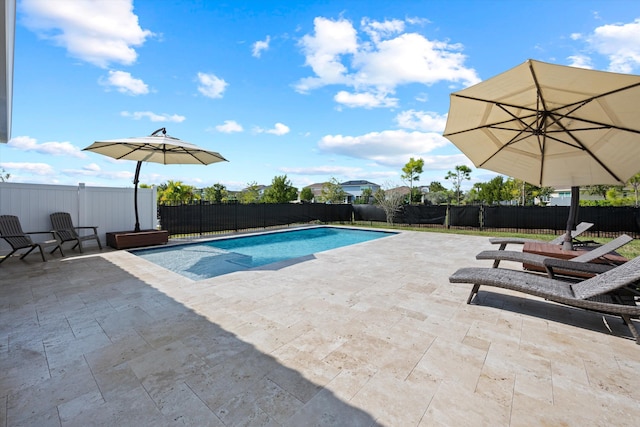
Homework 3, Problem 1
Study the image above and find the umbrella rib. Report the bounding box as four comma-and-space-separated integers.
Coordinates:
549, 113, 625, 184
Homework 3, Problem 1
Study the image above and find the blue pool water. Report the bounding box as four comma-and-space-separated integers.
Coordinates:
131, 227, 396, 280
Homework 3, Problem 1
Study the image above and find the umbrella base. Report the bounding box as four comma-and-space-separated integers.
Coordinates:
106, 230, 169, 250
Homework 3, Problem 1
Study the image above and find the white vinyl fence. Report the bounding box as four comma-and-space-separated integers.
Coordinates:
0, 182, 157, 253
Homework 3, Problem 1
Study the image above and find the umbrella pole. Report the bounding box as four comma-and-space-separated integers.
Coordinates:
133, 161, 142, 232
562, 186, 580, 250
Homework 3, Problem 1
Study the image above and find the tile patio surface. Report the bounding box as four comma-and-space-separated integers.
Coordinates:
1, 228, 640, 426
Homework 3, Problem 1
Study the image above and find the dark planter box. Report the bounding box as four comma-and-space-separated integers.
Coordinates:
106, 230, 169, 249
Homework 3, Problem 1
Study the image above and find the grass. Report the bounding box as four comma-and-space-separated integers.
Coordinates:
342, 222, 640, 260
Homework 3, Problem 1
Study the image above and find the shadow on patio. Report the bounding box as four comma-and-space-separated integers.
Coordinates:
0, 252, 380, 426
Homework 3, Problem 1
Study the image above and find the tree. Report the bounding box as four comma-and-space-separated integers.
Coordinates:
373, 184, 406, 224
401, 157, 424, 203
473, 176, 507, 205
262, 175, 298, 203
0, 167, 9, 182
158, 180, 197, 204
503, 178, 542, 206
627, 172, 640, 207
445, 165, 472, 204
422, 181, 449, 205
204, 183, 228, 203
585, 185, 610, 199
320, 178, 347, 203
240, 182, 261, 204
359, 187, 373, 204
299, 187, 314, 203
428, 181, 447, 192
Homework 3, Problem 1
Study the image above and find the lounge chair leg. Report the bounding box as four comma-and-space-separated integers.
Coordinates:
0, 249, 18, 264
19, 246, 36, 260
621, 314, 640, 345
467, 284, 480, 304
492, 259, 500, 268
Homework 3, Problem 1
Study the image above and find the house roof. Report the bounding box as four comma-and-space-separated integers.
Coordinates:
340, 180, 379, 186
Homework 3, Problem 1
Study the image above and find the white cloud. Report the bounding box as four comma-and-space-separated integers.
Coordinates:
567, 55, 593, 69
120, 111, 186, 122
8, 136, 87, 158
395, 110, 447, 132
318, 129, 450, 167
99, 70, 149, 95
216, 120, 244, 133
421, 154, 472, 170
585, 18, 640, 73
280, 165, 397, 182
361, 17, 404, 44
267, 123, 290, 135
255, 123, 290, 135
295, 16, 480, 107
334, 90, 398, 108
197, 72, 228, 98
21, 0, 153, 68
281, 165, 365, 175
252, 35, 271, 58
0, 162, 56, 175
295, 17, 359, 92
63, 164, 133, 180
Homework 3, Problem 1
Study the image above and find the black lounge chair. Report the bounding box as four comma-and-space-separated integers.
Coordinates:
0, 215, 64, 264
50, 212, 102, 253
449, 255, 640, 344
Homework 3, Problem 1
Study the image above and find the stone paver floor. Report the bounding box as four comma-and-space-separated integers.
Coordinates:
1, 228, 639, 426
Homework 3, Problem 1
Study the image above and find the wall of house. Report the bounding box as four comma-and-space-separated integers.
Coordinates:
0, 182, 157, 251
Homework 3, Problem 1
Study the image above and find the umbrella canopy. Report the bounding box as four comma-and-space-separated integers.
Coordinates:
443, 59, 640, 247
83, 128, 227, 165
84, 127, 228, 232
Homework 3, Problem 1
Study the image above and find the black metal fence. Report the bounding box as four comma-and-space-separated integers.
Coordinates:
158, 202, 640, 238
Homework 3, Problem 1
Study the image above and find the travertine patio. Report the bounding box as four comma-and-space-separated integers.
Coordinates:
1, 229, 639, 426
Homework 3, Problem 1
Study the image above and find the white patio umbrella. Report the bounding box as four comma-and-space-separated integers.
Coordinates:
83, 127, 228, 232
443, 59, 640, 248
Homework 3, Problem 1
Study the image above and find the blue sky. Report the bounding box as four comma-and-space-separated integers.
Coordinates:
2, 0, 640, 192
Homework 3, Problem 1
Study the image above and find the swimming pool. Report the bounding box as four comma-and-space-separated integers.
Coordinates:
131, 226, 396, 280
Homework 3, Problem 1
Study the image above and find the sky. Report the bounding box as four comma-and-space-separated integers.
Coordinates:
2, 0, 640, 192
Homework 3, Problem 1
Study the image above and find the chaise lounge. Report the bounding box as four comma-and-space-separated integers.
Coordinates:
449, 255, 640, 344
489, 221, 594, 250
476, 233, 633, 275
0, 215, 64, 264
50, 212, 102, 253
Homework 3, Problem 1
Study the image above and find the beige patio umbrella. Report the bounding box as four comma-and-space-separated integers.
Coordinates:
83, 127, 228, 232
443, 59, 640, 248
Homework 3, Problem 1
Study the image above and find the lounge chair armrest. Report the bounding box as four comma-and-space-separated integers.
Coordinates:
73, 226, 99, 232
543, 258, 614, 275
476, 250, 547, 267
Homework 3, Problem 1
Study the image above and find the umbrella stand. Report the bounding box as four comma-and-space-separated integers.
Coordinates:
562, 186, 580, 250
133, 160, 143, 232
132, 127, 165, 232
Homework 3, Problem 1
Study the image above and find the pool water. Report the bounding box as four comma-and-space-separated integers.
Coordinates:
131, 226, 396, 280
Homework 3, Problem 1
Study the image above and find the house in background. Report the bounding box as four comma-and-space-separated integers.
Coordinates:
304, 183, 327, 202
302, 180, 381, 203
548, 188, 608, 206
340, 180, 380, 203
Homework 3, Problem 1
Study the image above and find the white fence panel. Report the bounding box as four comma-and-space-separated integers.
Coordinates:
0, 182, 157, 253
